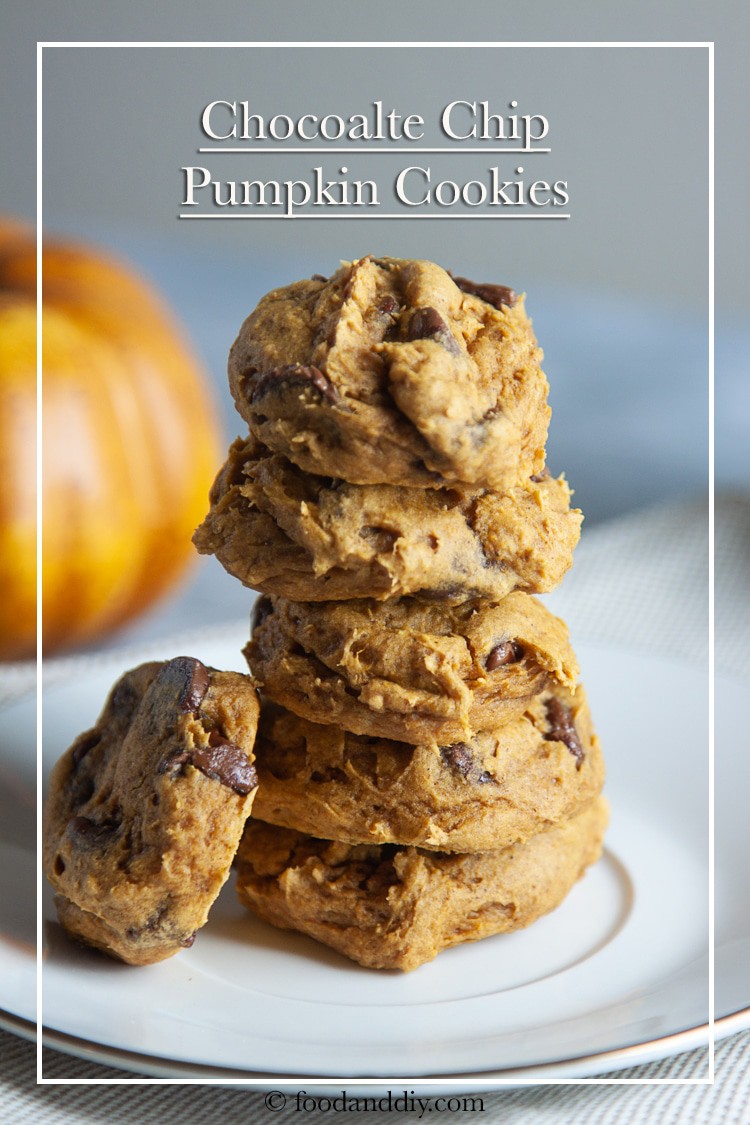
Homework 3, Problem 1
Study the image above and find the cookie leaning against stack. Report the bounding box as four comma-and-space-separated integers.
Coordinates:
195, 254, 607, 971
44, 657, 260, 964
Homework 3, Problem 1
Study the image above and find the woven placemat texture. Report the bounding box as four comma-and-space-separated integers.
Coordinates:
0, 1027, 747, 1123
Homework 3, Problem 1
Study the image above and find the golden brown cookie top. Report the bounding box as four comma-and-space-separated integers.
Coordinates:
228, 256, 550, 489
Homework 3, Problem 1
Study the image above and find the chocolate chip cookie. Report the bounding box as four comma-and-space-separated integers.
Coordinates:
251, 686, 604, 853
228, 256, 550, 489
246, 592, 578, 744
235, 798, 608, 971
44, 657, 260, 965
193, 437, 581, 603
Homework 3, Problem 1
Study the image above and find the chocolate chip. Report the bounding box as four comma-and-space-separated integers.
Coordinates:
195, 736, 258, 795
311, 273, 328, 282
544, 697, 585, 769
477, 771, 493, 784
440, 742, 473, 778
250, 364, 338, 404
379, 295, 399, 318
171, 657, 210, 714
407, 306, 461, 355
71, 730, 101, 769
69, 816, 119, 844
180, 932, 197, 948
408, 306, 446, 338
486, 641, 524, 670
451, 274, 517, 310
161, 733, 257, 796
530, 468, 551, 483
250, 594, 274, 633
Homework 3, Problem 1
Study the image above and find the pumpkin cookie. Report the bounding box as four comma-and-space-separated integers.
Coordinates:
228, 256, 549, 489
43, 657, 260, 965
251, 686, 604, 853
246, 592, 578, 744
235, 798, 608, 971
193, 437, 581, 603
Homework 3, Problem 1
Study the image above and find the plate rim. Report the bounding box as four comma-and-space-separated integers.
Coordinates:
0, 1006, 744, 1085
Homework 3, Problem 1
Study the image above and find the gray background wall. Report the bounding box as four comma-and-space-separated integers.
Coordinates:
37, 43, 709, 308
2, 0, 746, 314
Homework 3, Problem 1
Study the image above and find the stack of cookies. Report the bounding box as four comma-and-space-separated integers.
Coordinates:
194, 255, 607, 971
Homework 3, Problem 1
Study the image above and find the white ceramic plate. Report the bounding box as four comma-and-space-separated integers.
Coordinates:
1, 634, 747, 1082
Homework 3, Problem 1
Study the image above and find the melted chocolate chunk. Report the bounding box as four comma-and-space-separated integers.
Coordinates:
171, 657, 210, 714
451, 274, 517, 310
251, 594, 274, 633
71, 730, 101, 769
440, 742, 473, 778
180, 931, 197, 948
407, 306, 460, 354
160, 734, 257, 796
544, 697, 585, 769
197, 738, 258, 794
250, 364, 338, 404
69, 816, 119, 845
486, 641, 524, 670
379, 295, 399, 318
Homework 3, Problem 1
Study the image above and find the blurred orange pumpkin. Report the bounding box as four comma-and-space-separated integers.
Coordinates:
0, 220, 222, 660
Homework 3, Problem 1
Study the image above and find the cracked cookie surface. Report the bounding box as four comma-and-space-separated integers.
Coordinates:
193, 437, 581, 603
246, 592, 578, 744
228, 256, 550, 489
43, 657, 260, 965
251, 686, 604, 853
235, 798, 608, 971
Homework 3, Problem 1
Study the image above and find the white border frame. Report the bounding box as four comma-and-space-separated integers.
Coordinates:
35, 39, 715, 1089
